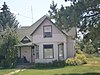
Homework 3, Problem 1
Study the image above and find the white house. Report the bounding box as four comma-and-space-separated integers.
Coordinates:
16, 15, 76, 63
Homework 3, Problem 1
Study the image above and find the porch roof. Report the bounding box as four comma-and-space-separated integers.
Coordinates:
15, 42, 36, 47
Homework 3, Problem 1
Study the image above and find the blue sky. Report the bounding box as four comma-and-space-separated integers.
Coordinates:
0, 0, 71, 26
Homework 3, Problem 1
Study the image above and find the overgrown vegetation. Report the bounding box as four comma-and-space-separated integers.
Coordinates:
49, 0, 100, 51
66, 50, 87, 66
0, 2, 19, 68
0, 29, 18, 68
0, 55, 100, 75
34, 60, 66, 68
34, 50, 87, 68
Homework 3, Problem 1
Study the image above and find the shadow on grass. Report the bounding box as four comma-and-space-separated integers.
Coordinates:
55, 72, 100, 75
32, 66, 64, 70
15, 65, 65, 70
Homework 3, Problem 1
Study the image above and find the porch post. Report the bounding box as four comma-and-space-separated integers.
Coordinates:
64, 42, 67, 59
19, 47, 21, 58
31, 46, 32, 63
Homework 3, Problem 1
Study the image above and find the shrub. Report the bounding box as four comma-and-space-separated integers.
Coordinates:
34, 60, 66, 68
52, 60, 66, 67
76, 50, 83, 54
34, 63, 52, 68
66, 58, 82, 66
75, 54, 87, 64
66, 50, 87, 66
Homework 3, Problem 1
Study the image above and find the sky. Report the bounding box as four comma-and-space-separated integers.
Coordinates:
0, 0, 71, 26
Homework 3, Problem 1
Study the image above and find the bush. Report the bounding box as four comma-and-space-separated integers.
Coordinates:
66, 50, 87, 66
75, 54, 87, 64
34, 60, 66, 68
66, 58, 82, 66
34, 63, 52, 68
76, 50, 83, 54
76, 50, 87, 64
52, 60, 66, 67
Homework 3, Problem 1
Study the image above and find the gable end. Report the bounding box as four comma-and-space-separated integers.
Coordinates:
21, 36, 31, 43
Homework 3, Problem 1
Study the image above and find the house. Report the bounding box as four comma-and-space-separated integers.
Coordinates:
16, 15, 76, 63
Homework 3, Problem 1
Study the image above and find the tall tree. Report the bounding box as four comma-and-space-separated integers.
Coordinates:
48, 1, 78, 31
0, 2, 19, 31
49, 0, 100, 50
0, 2, 19, 68
0, 28, 18, 68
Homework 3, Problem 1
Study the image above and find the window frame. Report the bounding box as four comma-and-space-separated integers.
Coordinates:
43, 25, 52, 38
43, 44, 54, 59
58, 43, 64, 60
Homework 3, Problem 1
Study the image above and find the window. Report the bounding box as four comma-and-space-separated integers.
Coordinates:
58, 43, 64, 60
43, 44, 54, 59
43, 25, 52, 37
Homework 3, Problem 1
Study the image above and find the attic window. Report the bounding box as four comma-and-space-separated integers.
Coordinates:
21, 36, 31, 43
43, 25, 52, 38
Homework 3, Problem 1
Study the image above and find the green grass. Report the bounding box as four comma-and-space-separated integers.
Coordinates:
0, 56, 100, 75
13, 66, 100, 75
0, 69, 15, 75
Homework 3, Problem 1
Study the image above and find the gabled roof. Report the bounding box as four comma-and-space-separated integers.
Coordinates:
17, 15, 76, 42
20, 36, 31, 43
30, 15, 69, 36
68, 27, 76, 37
17, 15, 47, 41
15, 42, 35, 47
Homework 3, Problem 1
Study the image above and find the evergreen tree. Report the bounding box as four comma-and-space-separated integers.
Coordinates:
49, 0, 100, 50
48, 1, 78, 31
0, 2, 19, 68
0, 2, 19, 31
0, 28, 18, 68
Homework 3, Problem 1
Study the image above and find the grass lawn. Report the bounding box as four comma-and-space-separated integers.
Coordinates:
14, 66, 100, 75
13, 66, 100, 75
1, 56, 100, 75
14, 56, 100, 75
0, 69, 16, 75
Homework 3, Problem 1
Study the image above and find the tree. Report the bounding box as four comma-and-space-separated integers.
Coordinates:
0, 2, 19, 31
0, 2, 19, 68
0, 28, 18, 68
49, 1, 79, 31
73, 0, 100, 49
49, 0, 100, 50
83, 40, 96, 54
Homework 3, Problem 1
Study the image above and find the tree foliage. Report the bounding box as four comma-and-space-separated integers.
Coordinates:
83, 41, 96, 54
0, 28, 18, 68
48, 1, 78, 31
49, 0, 100, 50
0, 2, 19, 68
69, 0, 100, 49
0, 2, 19, 31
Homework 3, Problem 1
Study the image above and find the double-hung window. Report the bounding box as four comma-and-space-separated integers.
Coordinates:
43, 44, 54, 59
43, 25, 52, 38
58, 43, 64, 60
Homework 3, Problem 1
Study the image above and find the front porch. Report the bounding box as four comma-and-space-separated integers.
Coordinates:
15, 42, 68, 64
15, 43, 39, 64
